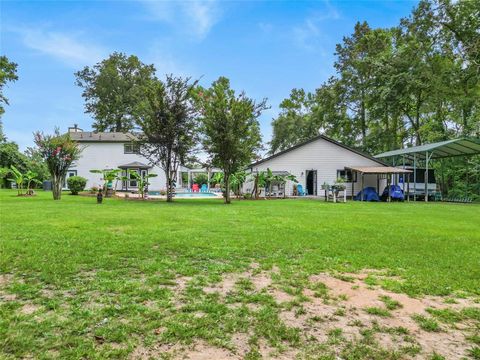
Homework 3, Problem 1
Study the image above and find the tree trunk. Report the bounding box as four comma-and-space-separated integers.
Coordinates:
224, 174, 231, 204
360, 99, 367, 149
253, 175, 258, 199
165, 168, 174, 203
52, 174, 62, 200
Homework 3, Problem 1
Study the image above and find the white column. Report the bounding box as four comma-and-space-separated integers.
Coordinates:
207, 169, 211, 191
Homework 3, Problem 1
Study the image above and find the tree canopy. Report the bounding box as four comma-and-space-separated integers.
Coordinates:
194, 77, 267, 204
0, 56, 18, 117
75, 52, 156, 132
136, 75, 199, 202
269, 0, 480, 198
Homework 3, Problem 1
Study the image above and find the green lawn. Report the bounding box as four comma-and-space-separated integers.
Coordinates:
1, 190, 479, 359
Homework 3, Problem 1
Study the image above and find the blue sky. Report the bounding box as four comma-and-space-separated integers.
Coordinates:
1, 0, 417, 150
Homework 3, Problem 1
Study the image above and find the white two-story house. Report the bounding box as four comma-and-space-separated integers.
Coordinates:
65, 126, 187, 192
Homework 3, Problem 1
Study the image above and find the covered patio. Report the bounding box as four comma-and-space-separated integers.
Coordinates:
119, 161, 152, 191
181, 167, 223, 191
345, 166, 412, 202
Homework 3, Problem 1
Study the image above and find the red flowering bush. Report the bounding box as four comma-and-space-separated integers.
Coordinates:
34, 129, 82, 200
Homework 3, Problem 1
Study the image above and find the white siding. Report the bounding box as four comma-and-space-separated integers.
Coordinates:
67, 142, 174, 191
244, 137, 387, 197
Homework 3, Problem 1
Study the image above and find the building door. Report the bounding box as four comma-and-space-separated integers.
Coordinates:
128, 168, 140, 189
306, 170, 317, 195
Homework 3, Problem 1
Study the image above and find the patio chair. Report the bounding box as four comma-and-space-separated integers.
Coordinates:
297, 184, 306, 196
200, 184, 208, 192
192, 184, 199, 192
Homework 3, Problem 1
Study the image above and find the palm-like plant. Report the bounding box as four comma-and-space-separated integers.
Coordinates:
7, 165, 24, 195
125, 170, 158, 199
230, 170, 247, 198
250, 168, 297, 199
24, 170, 41, 195
250, 170, 267, 199
90, 169, 122, 196
211, 172, 224, 186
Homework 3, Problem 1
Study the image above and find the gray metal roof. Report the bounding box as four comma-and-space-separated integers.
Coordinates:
375, 138, 480, 161
68, 131, 136, 142
118, 161, 152, 169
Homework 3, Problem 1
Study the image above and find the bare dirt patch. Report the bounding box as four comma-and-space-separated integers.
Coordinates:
306, 272, 479, 359
19, 303, 41, 315
162, 266, 478, 359
182, 341, 239, 360
203, 272, 243, 296
0, 274, 16, 301
0, 273, 13, 287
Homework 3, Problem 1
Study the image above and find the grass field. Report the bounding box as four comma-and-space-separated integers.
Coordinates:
1, 190, 479, 359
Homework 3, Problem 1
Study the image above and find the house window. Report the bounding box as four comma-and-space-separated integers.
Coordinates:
124, 143, 139, 154
337, 169, 356, 182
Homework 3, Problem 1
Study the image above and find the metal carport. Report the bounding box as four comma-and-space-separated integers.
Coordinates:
375, 138, 480, 201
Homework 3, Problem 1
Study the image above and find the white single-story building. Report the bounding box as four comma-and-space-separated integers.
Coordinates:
244, 135, 390, 197
65, 126, 189, 191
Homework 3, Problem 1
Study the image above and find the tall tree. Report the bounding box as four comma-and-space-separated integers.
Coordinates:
0, 56, 18, 117
136, 75, 199, 202
75, 52, 156, 132
194, 77, 267, 204
269, 88, 317, 154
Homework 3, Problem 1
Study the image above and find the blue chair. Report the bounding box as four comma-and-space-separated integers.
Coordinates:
200, 184, 208, 192
297, 184, 306, 196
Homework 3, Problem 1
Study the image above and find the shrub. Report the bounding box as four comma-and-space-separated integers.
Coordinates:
193, 173, 208, 185
67, 176, 87, 195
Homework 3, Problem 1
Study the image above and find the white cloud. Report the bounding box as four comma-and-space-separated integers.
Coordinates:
140, 0, 221, 40
292, 1, 340, 51
258, 22, 273, 34
14, 27, 107, 67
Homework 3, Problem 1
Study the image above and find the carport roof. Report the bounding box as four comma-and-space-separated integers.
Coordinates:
345, 166, 411, 174
375, 138, 480, 161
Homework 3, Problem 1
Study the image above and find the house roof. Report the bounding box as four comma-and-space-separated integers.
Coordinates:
249, 135, 387, 168
118, 161, 152, 169
68, 131, 136, 142
250, 170, 292, 176
375, 138, 480, 161
345, 166, 412, 174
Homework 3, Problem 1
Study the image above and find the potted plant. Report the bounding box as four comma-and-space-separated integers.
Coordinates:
331, 178, 346, 202
321, 182, 330, 201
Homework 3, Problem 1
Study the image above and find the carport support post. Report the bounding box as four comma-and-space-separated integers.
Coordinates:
407, 173, 410, 202
351, 172, 355, 200
360, 173, 364, 201
388, 174, 391, 202
425, 151, 429, 202
413, 153, 417, 202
